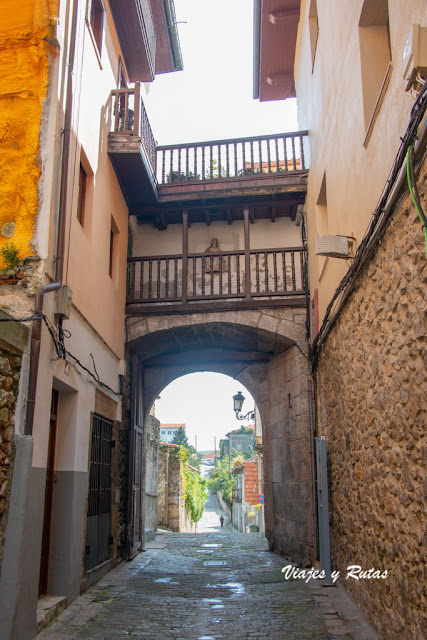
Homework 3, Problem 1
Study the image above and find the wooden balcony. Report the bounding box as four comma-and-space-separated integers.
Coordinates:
126, 245, 306, 314
156, 131, 309, 202
108, 83, 158, 206
108, 85, 309, 211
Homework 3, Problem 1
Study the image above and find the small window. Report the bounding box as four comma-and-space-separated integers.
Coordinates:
109, 216, 119, 279
359, 0, 392, 144
88, 0, 105, 56
77, 164, 87, 226
308, 0, 319, 71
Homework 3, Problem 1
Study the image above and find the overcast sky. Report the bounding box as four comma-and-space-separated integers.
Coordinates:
145, 0, 298, 144
154, 372, 255, 452
148, 1, 295, 451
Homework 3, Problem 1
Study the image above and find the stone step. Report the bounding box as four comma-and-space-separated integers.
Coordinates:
37, 595, 67, 632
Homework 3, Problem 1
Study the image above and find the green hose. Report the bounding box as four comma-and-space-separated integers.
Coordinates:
406, 145, 427, 256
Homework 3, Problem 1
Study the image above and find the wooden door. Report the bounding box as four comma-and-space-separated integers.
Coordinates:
39, 389, 58, 596
127, 355, 144, 558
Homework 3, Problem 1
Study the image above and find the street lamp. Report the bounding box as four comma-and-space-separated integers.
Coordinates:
233, 391, 255, 421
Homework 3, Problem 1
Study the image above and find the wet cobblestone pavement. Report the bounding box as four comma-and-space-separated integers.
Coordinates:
36, 529, 377, 640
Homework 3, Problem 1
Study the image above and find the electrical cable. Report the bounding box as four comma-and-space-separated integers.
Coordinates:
0, 310, 120, 396
0, 315, 43, 323
407, 145, 427, 255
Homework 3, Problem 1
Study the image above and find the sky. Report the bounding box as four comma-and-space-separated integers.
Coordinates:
147, 1, 296, 451
144, 0, 298, 144
154, 373, 255, 452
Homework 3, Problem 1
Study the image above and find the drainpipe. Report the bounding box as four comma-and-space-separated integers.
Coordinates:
25, 283, 62, 436
55, 0, 79, 283
25, 0, 79, 434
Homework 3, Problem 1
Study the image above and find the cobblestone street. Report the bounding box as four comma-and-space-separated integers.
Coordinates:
36, 524, 377, 640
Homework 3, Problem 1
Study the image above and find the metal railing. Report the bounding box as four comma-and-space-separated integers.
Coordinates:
127, 247, 305, 306
156, 131, 309, 185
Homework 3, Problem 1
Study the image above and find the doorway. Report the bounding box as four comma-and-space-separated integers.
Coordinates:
85, 414, 113, 571
38, 389, 59, 596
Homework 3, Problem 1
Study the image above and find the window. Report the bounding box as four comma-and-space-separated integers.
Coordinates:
359, 0, 392, 145
77, 164, 87, 226
109, 216, 119, 279
308, 0, 319, 71
316, 173, 329, 281
88, 0, 105, 57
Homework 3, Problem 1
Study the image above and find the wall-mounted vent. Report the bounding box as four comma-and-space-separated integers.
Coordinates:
315, 235, 350, 258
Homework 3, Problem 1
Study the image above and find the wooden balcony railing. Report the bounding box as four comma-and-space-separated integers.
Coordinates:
127, 247, 305, 309
156, 131, 309, 185
110, 83, 156, 171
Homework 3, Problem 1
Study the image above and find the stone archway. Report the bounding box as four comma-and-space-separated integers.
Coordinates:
126, 307, 316, 566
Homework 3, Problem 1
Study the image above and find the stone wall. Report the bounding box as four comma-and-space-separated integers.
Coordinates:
0, 311, 29, 574
264, 344, 316, 566
157, 445, 197, 533
129, 307, 315, 563
315, 170, 427, 639
144, 414, 160, 540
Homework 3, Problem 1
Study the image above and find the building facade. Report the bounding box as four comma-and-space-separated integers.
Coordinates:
254, 1, 427, 638
0, 1, 182, 638
160, 423, 186, 443
231, 454, 264, 533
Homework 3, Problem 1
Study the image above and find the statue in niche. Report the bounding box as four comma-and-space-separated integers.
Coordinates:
204, 238, 223, 273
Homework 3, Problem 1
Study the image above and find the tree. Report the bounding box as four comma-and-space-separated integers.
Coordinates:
209, 457, 237, 509
171, 426, 189, 447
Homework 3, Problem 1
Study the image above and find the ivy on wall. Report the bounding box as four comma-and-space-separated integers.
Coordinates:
179, 448, 208, 523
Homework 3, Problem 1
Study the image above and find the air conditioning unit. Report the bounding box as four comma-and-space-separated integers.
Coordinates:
315, 235, 350, 258
403, 24, 427, 91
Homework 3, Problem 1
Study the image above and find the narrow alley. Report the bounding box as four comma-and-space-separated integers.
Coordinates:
35, 482, 377, 640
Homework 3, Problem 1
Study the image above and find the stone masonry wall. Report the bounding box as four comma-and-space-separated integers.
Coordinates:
0, 348, 24, 574
157, 446, 196, 533
265, 344, 316, 566
315, 168, 427, 640
144, 414, 160, 540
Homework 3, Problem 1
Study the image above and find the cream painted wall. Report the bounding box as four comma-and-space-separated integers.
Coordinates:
295, 0, 427, 322
52, 2, 132, 358
32, 294, 122, 472
131, 217, 302, 256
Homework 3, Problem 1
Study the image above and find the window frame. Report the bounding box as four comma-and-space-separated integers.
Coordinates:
86, 0, 106, 63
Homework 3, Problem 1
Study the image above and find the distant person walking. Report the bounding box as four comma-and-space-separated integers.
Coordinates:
219, 515, 224, 528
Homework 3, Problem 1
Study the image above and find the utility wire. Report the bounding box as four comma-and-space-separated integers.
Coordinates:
0, 312, 120, 396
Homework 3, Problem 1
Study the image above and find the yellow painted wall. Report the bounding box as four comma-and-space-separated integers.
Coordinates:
0, 0, 59, 268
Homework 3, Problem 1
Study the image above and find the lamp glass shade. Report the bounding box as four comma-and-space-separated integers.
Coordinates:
233, 391, 245, 414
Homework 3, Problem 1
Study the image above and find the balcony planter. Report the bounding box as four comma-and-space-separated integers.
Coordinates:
118, 108, 134, 132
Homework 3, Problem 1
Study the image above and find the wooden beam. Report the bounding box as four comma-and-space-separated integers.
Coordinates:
205, 210, 211, 226
159, 212, 167, 230
182, 209, 188, 304
126, 297, 306, 316
271, 206, 277, 223
244, 207, 251, 300
226, 208, 232, 225
141, 349, 272, 367
291, 204, 298, 221
249, 208, 255, 224
268, 9, 300, 24
132, 194, 305, 217
267, 73, 294, 87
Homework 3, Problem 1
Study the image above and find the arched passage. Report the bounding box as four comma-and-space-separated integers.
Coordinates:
125, 307, 316, 566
